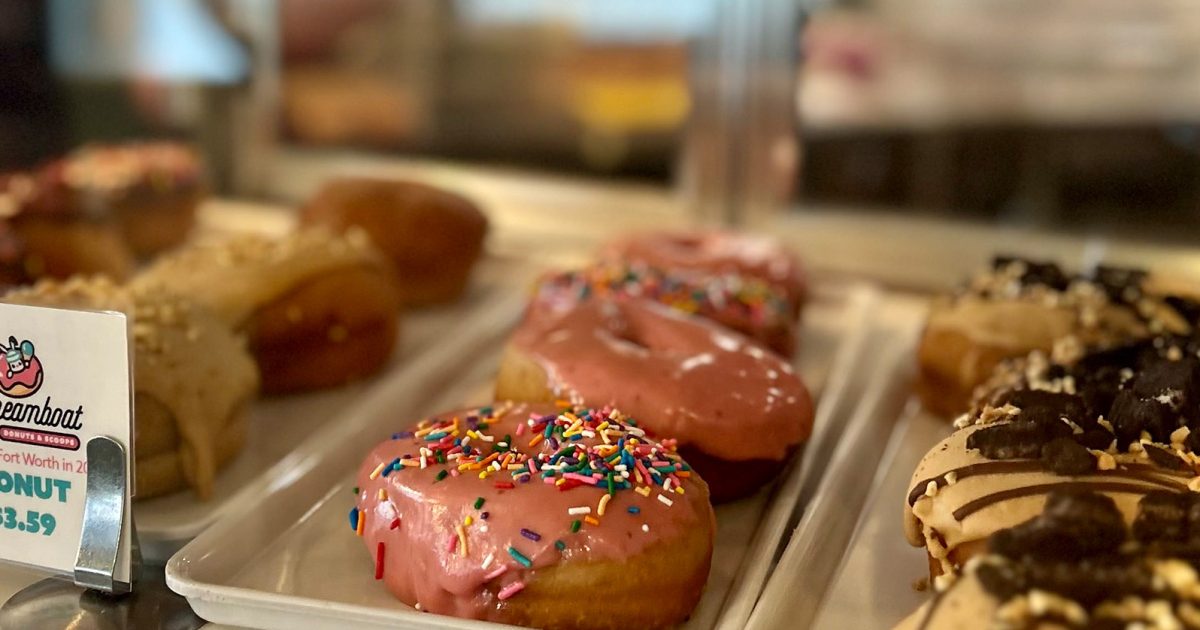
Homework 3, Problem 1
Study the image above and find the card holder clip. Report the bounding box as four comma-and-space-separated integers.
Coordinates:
73, 435, 137, 595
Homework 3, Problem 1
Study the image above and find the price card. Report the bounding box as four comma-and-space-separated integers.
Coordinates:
0, 303, 133, 584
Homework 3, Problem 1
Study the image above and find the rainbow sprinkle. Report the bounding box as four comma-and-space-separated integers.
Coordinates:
497, 581, 526, 601
456, 525, 469, 558
507, 546, 533, 568
536, 262, 792, 334
369, 461, 387, 480
484, 564, 507, 581
354, 404, 695, 604
374, 542, 385, 580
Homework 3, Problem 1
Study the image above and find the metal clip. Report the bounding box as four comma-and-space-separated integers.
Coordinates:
74, 436, 133, 595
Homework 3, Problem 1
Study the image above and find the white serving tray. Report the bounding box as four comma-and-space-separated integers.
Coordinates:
136, 259, 535, 562
745, 292, 942, 630
166, 282, 878, 630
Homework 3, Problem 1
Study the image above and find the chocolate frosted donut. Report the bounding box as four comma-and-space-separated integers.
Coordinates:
905, 335, 1200, 579
599, 230, 805, 316
533, 261, 798, 357
897, 490, 1200, 629
353, 402, 715, 629
496, 298, 813, 502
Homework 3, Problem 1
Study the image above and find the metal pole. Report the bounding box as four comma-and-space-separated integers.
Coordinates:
679, 0, 803, 228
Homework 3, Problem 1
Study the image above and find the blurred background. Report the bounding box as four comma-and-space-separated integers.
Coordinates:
3, 0, 1200, 251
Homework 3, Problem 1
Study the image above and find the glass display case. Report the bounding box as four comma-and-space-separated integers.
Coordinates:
3, 2, 1200, 629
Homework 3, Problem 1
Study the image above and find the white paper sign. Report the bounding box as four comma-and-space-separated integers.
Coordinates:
0, 303, 133, 584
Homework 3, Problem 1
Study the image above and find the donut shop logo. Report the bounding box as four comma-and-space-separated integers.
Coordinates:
0, 335, 84, 451
0, 336, 42, 399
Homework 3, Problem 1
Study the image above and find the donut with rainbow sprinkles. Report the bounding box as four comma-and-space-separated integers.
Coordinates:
352, 401, 715, 629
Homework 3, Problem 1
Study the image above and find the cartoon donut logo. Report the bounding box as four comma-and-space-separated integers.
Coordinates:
0, 336, 42, 398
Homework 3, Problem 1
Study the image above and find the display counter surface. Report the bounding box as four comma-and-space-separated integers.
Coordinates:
1, 158, 1198, 628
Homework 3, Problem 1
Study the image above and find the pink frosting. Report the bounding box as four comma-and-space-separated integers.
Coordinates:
511, 299, 811, 461
354, 402, 713, 622
599, 230, 806, 311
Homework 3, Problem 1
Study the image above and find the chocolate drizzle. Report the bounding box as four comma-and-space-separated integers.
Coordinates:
951, 481, 1184, 522
907, 459, 1191, 508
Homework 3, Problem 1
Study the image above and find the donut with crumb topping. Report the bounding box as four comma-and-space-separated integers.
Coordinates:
916, 257, 1195, 418
353, 402, 714, 629
301, 177, 488, 306
2, 277, 258, 499
897, 490, 1200, 629
133, 228, 401, 393
906, 334, 1200, 580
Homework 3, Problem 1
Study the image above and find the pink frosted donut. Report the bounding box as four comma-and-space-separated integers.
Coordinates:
352, 402, 715, 629
532, 261, 797, 356
497, 298, 813, 501
599, 230, 806, 315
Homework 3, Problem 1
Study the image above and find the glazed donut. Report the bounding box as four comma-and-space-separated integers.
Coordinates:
905, 334, 1200, 578
533, 260, 798, 357
2, 277, 259, 500
897, 490, 1200, 629
133, 228, 401, 394
301, 177, 488, 306
353, 402, 715, 629
916, 258, 1194, 418
599, 230, 806, 316
44, 142, 204, 257
0, 172, 135, 281
495, 298, 813, 502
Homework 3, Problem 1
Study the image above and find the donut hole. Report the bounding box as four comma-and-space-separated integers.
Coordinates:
606, 329, 650, 355
594, 302, 653, 353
